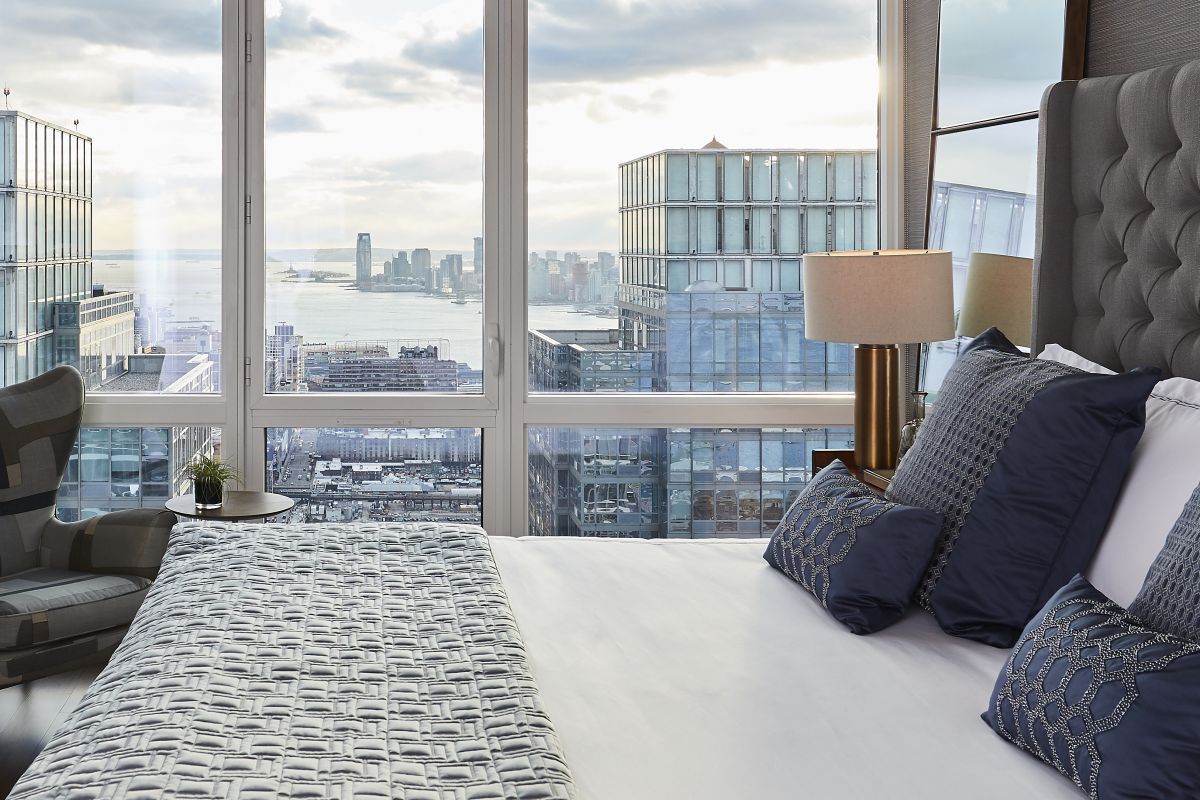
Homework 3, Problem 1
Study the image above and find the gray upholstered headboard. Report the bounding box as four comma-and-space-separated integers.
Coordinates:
1032, 58, 1200, 380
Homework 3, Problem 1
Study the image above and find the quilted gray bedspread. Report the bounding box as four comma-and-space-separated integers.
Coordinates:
10, 522, 577, 799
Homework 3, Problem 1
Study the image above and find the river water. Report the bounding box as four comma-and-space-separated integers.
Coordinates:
93, 251, 615, 371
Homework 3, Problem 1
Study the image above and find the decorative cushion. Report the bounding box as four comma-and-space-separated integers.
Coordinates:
1040, 343, 1200, 607
983, 574, 1200, 800
1127, 483, 1200, 642
888, 328, 1159, 647
763, 461, 942, 634
0, 567, 150, 649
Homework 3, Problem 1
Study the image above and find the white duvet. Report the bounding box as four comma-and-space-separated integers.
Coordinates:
493, 536, 1081, 800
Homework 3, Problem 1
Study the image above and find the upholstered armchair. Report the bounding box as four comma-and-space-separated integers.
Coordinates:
0, 366, 176, 687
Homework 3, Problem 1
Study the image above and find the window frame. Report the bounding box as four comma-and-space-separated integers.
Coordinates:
78, 0, 903, 538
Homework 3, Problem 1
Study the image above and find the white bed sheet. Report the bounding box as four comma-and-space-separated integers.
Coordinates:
492, 536, 1080, 800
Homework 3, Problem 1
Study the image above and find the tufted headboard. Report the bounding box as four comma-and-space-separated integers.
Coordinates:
1032, 58, 1200, 379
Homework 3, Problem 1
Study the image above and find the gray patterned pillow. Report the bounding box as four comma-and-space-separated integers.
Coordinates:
1129, 483, 1200, 641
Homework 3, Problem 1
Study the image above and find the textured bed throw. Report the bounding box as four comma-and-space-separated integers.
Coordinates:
9, 522, 577, 799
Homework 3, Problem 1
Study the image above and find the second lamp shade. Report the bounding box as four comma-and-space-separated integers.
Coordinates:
803, 250, 955, 344
956, 253, 1034, 348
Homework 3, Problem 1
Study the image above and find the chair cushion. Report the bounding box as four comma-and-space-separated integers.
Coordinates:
0, 567, 150, 649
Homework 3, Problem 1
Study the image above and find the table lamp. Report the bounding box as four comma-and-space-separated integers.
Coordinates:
803, 250, 954, 471
956, 253, 1034, 348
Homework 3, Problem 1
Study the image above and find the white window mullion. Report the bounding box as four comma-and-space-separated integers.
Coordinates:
501, 0, 530, 537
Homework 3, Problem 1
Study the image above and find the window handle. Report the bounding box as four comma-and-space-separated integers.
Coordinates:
487, 323, 503, 378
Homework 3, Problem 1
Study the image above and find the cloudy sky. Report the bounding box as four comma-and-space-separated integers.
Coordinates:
5, 0, 1058, 255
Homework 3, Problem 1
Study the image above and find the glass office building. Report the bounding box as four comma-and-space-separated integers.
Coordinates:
526, 144, 873, 538
0, 111, 94, 387
57, 425, 217, 522
52, 289, 136, 389
617, 144, 876, 392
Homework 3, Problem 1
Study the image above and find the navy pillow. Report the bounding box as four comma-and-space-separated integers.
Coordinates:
763, 461, 942, 634
887, 328, 1159, 648
983, 574, 1200, 800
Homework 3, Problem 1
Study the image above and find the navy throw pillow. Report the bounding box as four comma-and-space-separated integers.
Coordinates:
887, 327, 1159, 648
763, 461, 942, 634
984, 574, 1200, 800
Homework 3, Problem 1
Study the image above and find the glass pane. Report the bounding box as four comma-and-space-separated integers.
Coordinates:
527, 1, 876, 394
751, 154, 773, 201
924, 121, 1039, 396
667, 208, 689, 255
807, 155, 828, 201
937, 0, 1066, 128
834, 154, 856, 201
724, 154, 745, 201
265, 427, 482, 525
779, 155, 801, 201
779, 208, 801, 254
723, 208, 746, 254
697, 209, 718, 253
807, 209, 828, 252
528, 427, 853, 537
264, 2, 483, 395
666, 154, 689, 201
59, 426, 221, 522
8, 3, 220, 393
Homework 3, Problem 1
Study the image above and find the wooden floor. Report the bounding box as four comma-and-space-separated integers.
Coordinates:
0, 663, 103, 798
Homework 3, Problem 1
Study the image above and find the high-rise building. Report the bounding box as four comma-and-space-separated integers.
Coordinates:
411, 248, 432, 289
0, 110, 95, 386
355, 233, 373, 287
472, 237, 483, 274
615, 143, 876, 392
527, 143, 877, 538
52, 288, 136, 389
265, 322, 304, 390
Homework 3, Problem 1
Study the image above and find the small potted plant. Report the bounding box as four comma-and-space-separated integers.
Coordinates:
183, 454, 241, 510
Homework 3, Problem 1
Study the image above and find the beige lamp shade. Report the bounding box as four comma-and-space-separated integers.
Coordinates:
956, 253, 1033, 348
802, 250, 955, 344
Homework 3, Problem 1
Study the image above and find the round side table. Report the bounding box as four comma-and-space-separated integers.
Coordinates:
165, 491, 296, 522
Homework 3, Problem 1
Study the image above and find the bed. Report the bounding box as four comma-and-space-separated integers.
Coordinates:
12, 56, 1200, 800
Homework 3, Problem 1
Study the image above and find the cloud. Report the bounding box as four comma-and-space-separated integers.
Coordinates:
407, 0, 874, 85
268, 109, 326, 133
5, 0, 221, 54
267, 1, 345, 50
333, 59, 480, 104
404, 27, 484, 76
938, 0, 1064, 82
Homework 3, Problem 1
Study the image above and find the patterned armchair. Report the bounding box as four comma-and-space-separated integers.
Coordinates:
0, 366, 176, 688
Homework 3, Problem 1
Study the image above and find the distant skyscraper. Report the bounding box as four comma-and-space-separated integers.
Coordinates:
265, 323, 304, 390
393, 250, 411, 278
472, 237, 483, 274
355, 233, 373, 287
0, 110, 95, 385
412, 248, 432, 290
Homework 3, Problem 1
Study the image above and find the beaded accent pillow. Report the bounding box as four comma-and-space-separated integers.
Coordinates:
1128, 482, 1200, 641
887, 328, 1159, 647
984, 574, 1200, 799
763, 461, 942, 634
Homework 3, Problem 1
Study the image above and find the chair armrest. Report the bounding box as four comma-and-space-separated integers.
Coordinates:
40, 509, 178, 580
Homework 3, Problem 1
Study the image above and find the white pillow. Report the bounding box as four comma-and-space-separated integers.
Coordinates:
1038, 344, 1200, 606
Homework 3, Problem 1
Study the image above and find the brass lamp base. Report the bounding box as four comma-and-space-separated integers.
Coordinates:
854, 344, 900, 471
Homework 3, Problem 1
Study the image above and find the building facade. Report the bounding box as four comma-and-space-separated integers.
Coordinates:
314, 427, 481, 463
265, 322, 304, 390
52, 288, 136, 389
0, 111, 94, 387
58, 424, 216, 522
527, 143, 875, 538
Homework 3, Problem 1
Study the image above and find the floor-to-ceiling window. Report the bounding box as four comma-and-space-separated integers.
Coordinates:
6, 1, 884, 535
